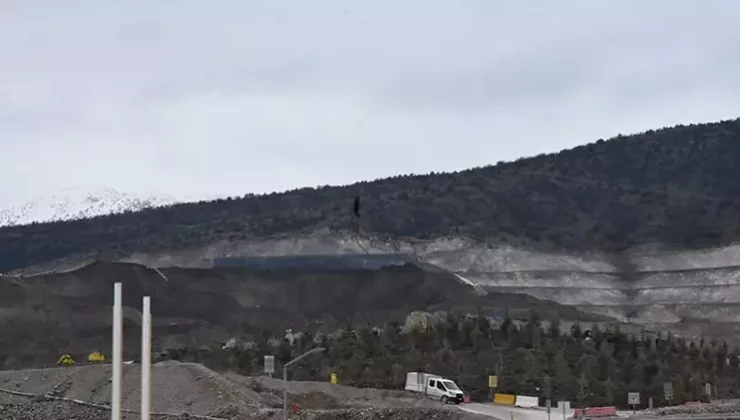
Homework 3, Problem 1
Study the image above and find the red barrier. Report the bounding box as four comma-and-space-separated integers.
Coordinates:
585, 407, 617, 417
574, 407, 617, 418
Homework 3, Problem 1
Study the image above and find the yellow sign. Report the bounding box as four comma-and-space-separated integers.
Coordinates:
330, 373, 338, 384
88, 352, 105, 363
57, 354, 75, 366
489, 375, 498, 388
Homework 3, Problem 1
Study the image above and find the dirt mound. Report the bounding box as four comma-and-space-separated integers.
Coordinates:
0, 362, 261, 417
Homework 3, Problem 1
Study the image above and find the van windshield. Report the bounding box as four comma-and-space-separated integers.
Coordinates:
443, 381, 459, 391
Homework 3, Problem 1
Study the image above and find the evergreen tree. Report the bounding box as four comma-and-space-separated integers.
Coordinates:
215, 312, 740, 408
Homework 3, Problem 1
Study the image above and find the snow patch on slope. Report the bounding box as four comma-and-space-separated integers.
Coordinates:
0, 186, 177, 227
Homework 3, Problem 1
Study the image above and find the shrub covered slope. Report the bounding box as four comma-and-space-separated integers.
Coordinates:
3, 118, 740, 271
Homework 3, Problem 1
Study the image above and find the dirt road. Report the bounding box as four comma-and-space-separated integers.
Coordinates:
461, 403, 553, 420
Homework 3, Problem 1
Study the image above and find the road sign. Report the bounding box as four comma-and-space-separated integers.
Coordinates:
489, 375, 498, 388
705, 383, 712, 395
330, 372, 338, 384
628, 392, 640, 405
663, 382, 673, 400
557, 401, 570, 420
264, 355, 275, 374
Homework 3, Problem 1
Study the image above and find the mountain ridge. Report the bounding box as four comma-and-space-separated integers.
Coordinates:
0, 186, 177, 227
2, 117, 740, 272
4, 117, 740, 358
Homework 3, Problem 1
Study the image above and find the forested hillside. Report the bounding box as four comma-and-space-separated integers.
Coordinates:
201, 312, 739, 407
3, 118, 740, 272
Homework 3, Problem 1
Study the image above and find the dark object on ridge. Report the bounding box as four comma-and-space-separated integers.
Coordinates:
353, 195, 361, 218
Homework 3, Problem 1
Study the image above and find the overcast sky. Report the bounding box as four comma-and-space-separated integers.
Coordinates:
2, 1, 740, 205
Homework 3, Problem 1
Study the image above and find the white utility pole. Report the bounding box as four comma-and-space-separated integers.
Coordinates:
112, 282, 123, 420
141, 296, 152, 420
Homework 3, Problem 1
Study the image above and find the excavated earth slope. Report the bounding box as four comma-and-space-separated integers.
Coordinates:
10, 229, 740, 339
453, 245, 740, 338
105, 230, 740, 338
0, 259, 597, 369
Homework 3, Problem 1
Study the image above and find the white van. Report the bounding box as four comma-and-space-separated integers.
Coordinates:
405, 372, 464, 404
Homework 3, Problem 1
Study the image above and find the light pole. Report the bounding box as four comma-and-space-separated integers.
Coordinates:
141, 296, 152, 420
112, 283, 122, 420
489, 341, 505, 401
283, 347, 326, 420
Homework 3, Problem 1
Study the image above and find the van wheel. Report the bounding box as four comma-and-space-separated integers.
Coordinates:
441, 396, 449, 404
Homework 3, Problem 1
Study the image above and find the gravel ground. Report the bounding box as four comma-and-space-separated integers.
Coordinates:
0, 401, 491, 420
0, 363, 489, 420
0, 362, 261, 417
645, 402, 740, 416
254, 407, 494, 420
0, 401, 193, 420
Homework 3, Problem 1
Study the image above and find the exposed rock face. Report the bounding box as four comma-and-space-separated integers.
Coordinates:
401, 311, 452, 334
9, 228, 740, 341
109, 231, 740, 337
455, 245, 740, 337
401, 311, 436, 333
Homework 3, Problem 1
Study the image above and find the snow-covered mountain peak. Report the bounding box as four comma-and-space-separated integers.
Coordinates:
0, 186, 178, 227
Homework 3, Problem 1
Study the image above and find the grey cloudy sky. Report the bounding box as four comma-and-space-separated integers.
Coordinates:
2, 1, 740, 205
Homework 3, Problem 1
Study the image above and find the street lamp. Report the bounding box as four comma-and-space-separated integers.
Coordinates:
283, 347, 326, 420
